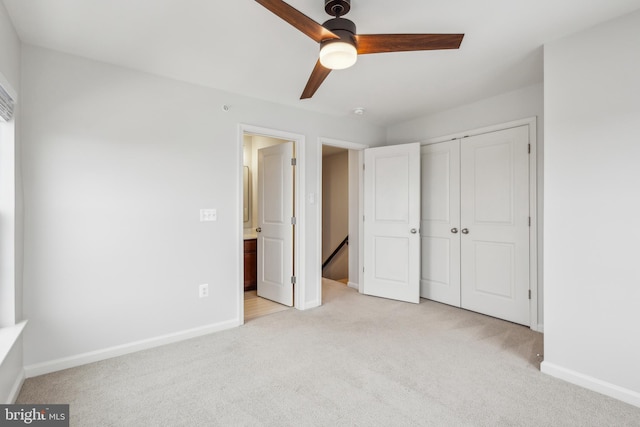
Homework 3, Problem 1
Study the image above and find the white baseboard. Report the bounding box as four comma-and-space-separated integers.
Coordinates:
301, 300, 321, 310
7, 369, 25, 403
347, 281, 359, 291
541, 361, 640, 408
24, 318, 240, 378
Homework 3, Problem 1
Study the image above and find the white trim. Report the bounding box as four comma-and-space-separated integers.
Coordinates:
237, 127, 245, 324
321, 137, 370, 151
527, 118, 540, 332
238, 124, 306, 310
347, 281, 359, 290
0, 321, 26, 366
0, 321, 26, 403
541, 361, 640, 408
25, 319, 240, 378
317, 138, 368, 305
357, 150, 364, 294
7, 370, 25, 404
421, 117, 540, 331
425, 117, 537, 145
304, 299, 321, 310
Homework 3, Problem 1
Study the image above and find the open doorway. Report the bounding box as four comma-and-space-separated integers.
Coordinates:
319, 138, 368, 303
239, 125, 306, 323
321, 146, 349, 284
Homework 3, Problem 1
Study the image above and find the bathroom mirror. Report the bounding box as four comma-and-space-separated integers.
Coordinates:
243, 166, 250, 223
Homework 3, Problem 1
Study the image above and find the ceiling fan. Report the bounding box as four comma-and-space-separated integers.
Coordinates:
255, 0, 465, 99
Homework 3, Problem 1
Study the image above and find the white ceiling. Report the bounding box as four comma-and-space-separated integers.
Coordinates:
4, 0, 640, 127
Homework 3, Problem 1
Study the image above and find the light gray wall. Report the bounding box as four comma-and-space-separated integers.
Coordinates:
386, 83, 544, 146
542, 9, 640, 404
386, 83, 545, 326
0, 0, 25, 403
322, 151, 349, 280
20, 45, 384, 367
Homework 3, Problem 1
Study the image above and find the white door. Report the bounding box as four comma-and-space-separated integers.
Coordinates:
363, 143, 421, 303
460, 126, 530, 324
257, 142, 294, 306
420, 141, 461, 306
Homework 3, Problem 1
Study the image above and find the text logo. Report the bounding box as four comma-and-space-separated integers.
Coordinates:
1, 405, 69, 426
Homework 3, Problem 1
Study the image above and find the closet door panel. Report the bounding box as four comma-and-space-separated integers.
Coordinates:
420, 141, 461, 306
460, 126, 530, 325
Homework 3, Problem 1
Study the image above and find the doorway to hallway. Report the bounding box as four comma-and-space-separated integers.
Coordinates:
321, 145, 349, 284
318, 138, 367, 303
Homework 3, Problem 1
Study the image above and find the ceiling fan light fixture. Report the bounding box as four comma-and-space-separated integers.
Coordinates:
254, 1, 464, 99
319, 40, 357, 70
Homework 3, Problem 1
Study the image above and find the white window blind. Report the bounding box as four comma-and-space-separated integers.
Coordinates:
0, 83, 15, 122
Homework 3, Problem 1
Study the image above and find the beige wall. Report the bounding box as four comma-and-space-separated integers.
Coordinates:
322, 150, 349, 280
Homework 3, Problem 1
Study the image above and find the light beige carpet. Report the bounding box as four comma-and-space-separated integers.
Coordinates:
17, 279, 640, 426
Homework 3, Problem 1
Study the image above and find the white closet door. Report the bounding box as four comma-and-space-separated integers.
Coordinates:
460, 126, 530, 325
363, 143, 421, 304
420, 141, 461, 306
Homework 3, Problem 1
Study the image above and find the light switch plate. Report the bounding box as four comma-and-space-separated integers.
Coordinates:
200, 209, 217, 221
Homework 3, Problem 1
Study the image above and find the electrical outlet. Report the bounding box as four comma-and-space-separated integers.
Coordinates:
199, 283, 209, 298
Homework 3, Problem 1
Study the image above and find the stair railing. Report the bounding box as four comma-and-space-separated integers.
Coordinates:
322, 235, 349, 270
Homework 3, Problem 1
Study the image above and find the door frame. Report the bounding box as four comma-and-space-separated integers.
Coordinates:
315, 137, 368, 307
422, 117, 540, 331
238, 124, 306, 324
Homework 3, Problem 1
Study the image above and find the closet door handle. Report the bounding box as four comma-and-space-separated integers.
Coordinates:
256, 227, 262, 233
410, 228, 418, 234
451, 228, 458, 234
461, 228, 469, 235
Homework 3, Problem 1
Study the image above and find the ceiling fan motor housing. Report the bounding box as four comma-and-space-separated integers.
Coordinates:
321, 17, 357, 49
325, 0, 351, 17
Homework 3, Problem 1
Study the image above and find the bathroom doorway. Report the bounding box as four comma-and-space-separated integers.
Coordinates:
239, 125, 306, 323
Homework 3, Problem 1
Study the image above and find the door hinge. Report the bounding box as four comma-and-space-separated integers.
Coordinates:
291, 158, 297, 166
363, 163, 365, 170
291, 276, 297, 285
291, 217, 296, 225
528, 290, 532, 300
528, 144, 531, 154
528, 216, 531, 227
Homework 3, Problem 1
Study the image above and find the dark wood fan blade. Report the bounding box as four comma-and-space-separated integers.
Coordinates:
300, 60, 332, 99
356, 34, 464, 54
255, 0, 339, 43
